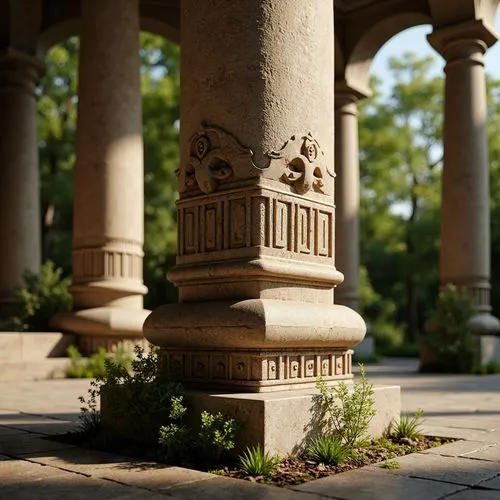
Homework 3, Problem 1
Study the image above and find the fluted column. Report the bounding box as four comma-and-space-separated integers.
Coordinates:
0, 50, 42, 322
52, 0, 149, 350
335, 82, 368, 312
429, 21, 500, 333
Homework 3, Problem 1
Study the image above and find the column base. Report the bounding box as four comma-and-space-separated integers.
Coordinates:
51, 306, 150, 354
144, 298, 366, 392
468, 312, 500, 335
101, 385, 400, 456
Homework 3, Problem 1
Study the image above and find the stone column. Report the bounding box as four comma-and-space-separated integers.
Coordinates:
52, 0, 149, 351
335, 81, 375, 356
0, 50, 42, 322
334, 82, 366, 312
428, 21, 500, 334
142, 0, 384, 456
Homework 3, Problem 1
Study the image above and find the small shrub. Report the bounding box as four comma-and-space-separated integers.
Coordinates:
308, 436, 349, 465
390, 409, 424, 440
239, 444, 279, 477
380, 458, 400, 470
316, 364, 376, 448
422, 284, 478, 373
11, 261, 71, 331
198, 411, 238, 463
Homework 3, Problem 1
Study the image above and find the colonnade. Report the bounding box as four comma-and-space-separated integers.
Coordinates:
1, 1, 499, 353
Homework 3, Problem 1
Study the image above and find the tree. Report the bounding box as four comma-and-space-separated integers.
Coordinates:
359, 53, 443, 344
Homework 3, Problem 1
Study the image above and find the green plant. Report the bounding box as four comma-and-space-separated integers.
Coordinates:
197, 411, 238, 463
380, 458, 400, 470
476, 361, 500, 375
308, 435, 349, 465
66, 344, 133, 379
390, 409, 424, 440
422, 284, 479, 373
239, 444, 280, 477
157, 395, 189, 462
11, 261, 71, 331
316, 364, 376, 448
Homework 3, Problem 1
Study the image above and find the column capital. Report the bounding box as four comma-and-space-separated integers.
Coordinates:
335, 80, 371, 110
0, 48, 44, 94
428, 20, 497, 64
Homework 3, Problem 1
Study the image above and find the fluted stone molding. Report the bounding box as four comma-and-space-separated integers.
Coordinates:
0, 49, 43, 319
52, 0, 149, 349
428, 20, 500, 334
144, 0, 366, 392
334, 82, 369, 312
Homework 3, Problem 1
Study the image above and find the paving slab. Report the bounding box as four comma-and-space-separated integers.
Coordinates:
422, 440, 496, 457
28, 447, 218, 489
167, 475, 327, 500
0, 433, 75, 456
291, 468, 465, 500
445, 489, 500, 500
461, 443, 500, 462
0, 458, 70, 485
0, 413, 77, 435
0, 473, 181, 500
478, 474, 500, 491
420, 426, 496, 441
368, 453, 500, 487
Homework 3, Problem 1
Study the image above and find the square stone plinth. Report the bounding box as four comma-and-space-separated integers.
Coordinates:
186, 385, 400, 456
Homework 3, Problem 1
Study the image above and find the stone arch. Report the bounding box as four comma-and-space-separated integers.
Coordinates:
37, 18, 80, 59
345, 12, 432, 94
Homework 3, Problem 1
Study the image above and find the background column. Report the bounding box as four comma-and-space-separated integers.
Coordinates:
0, 51, 42, 324
429, 21, 500, 334
52, 0, 149, 351
335, 81, 374, 355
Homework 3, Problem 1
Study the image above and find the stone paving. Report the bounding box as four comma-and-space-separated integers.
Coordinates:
0, 358, 499, 499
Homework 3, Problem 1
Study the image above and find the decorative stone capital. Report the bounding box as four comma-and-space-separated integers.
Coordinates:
0, 48, 44, 94
335, 80, 371, 111
428, 20, 498, 64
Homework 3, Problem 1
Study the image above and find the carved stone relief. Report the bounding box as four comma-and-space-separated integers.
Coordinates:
179, 122, 258, 194
179, 123, 333, 196
268, 133, 331, 195
163, 349, 352, 389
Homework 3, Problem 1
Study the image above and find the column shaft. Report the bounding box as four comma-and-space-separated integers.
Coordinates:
53, 0, 149, 347
429, 21, 499, 333
0, 52, 42, 318
335, 89, 361, 312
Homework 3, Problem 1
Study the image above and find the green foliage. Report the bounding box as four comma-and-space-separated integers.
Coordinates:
421, 285, 478, 373
238, 445, 280, 477
66, 344, 132, 379
198, 411, 238, 463
11, 261, 71, 331
390, 409, 424, 440
308, 436, 349, 465
380, 458, 400, 470
316, 365, 376, 448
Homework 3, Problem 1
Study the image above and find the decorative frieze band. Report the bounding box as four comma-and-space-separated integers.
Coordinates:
73, 247, 143, 282
178, 190, 334, 259
162, 349, 352, 389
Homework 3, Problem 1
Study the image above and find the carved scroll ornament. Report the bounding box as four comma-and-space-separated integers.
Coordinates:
179, 124, 332, 196
179, 122, 257, 194
268, 133, 330, 195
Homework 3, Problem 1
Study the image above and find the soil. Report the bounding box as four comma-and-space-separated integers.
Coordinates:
48, 432, 452, 488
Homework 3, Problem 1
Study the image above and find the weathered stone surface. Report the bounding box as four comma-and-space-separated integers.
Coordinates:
167, 475, 324, 500
0, 458, 69, 485
369, 453, 500, 486
292, 468, 465, 500
461, 443, 500, 462
0, 433, 74, 456
444, 489, 500, 500
0, 413, 77, 435
422, 440, 495, 458
479, 474, 500, 491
